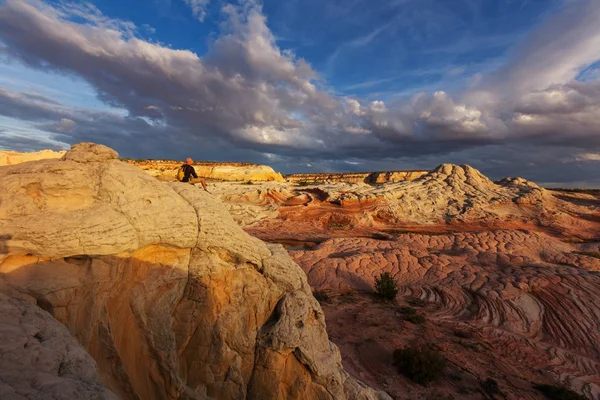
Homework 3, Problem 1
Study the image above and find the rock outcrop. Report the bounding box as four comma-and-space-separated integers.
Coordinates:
284, 170, 428, 185
202, 166, 600, 399
0, 149, 66, 165
291, 231, 600, 399
126, 159, 285, 182
213, 164, 594, 241
0, 291, 117, 400
0, 143, 389, 400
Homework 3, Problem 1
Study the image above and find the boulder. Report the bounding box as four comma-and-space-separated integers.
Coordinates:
0, 143, 390, 400
0, 291, 117, 400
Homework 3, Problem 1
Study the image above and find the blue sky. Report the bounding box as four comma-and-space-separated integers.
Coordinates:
1, 0, 600, 186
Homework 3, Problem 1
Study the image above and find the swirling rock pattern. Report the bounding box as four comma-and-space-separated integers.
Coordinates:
291, 231, 600, 399
214, 164, 600, 244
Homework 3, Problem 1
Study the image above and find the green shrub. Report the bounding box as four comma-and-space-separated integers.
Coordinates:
534, 384, 586, 400
374, 272, 398, 300
393, 346, 446, 385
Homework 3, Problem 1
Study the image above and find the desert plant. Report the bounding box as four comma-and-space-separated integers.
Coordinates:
374, 272, 398, 300
482, 378, 500, 397
313, 290, 330, 303
572, 251, 600, 260
398, 306, 425, 324
534, 384, 586, 400
393, 345, 446, 385
242, 180, 254, 185
296, 181, 316, 187
454, 329, 473, 339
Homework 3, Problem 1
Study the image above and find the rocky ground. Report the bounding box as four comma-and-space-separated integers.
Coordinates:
2, 146, 599, 400
209, 165, 600, 400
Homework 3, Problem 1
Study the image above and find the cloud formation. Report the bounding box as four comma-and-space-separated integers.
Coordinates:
184, 0, 211, 22
0, 0, 600, 185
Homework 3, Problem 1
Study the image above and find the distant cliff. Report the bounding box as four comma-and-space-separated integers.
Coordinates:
285, 170, 429, 184
0, 149, 66, 165
125, 159, 286, 182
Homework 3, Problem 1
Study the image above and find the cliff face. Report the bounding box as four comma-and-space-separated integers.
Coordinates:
0, 149, 66, 165
0, 151, 285, 182
126, 159, 285, 182
0, 143, 388, 400
284, 170, 428, 184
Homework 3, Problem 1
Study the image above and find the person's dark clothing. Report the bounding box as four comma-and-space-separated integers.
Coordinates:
181, 164, 198, 182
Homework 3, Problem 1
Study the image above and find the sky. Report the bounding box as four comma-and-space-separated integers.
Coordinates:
0, 0, 600, 187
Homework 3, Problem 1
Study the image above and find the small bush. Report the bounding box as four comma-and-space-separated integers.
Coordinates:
242, 180, 254, 185
534, 384, 586, 400
374, 272, 398, 300
313, 290, 330, 303
482, 378, 500, 397
296, 181, 316, 187
573, 251, 600, 260
398, 307, 425, 324
338, 291, 359, 304
393, 346, 446, 385
454, 329, 473, 339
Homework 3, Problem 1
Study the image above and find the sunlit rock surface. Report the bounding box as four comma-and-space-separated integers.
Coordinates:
0, 143, 388, 400
126, 159, 285, 182
0, 149, 66, 165
210, 165, 600, 400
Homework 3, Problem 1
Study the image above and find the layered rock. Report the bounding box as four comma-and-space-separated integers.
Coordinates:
208, 165, 600, 399
213, 164, 599, 241
0, 149, 66, 165
291, 231, 600, 399
126, 159, 285, 182
0, 291, 117, 400
0, 143, 388, 400
284, 170, 428, 185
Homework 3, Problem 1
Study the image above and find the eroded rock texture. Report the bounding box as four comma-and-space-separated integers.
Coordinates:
292, 231, 600, 399
284, 170, 428, 185
212, 164, 600, 243
208, 165, 600, 399
0, 143, 388, 400
126, 159, 285, 182
0, 292, 117, 400
0, 149, 66, 166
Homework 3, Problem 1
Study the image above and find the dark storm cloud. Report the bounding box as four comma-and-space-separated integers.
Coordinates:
0, 0, 600, 184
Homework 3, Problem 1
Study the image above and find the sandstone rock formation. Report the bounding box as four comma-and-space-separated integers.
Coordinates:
0, 149, 66, 166
290, 230, 600, 399
0, 143, 389, 400
207, 164, 600, 400
211, 163, 600, 243
284, 170, 428, 185
0, 291, 117, 400
126, 159, 285, 182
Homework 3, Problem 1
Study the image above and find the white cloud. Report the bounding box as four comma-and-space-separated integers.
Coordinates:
577, 153, 600, 161
53, 118, 76, 132
183, 0, 211, 22
0, 0, 599, 176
